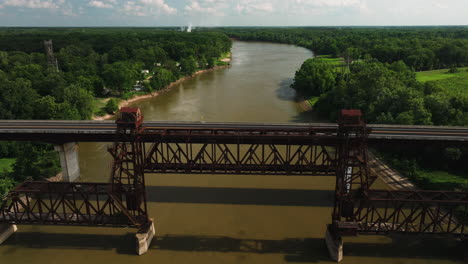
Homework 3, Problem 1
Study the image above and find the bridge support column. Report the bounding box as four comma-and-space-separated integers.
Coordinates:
136, 220, 155, 255
0, 224, 17, 245
54, 142, 80, 182
325, 225, 343, 262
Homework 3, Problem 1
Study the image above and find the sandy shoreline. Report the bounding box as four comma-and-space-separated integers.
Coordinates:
297, 98, 313, 111
93, 64, 230, 121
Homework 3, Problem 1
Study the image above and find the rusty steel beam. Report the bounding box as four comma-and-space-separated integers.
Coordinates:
140, 127, 342, 146
336, 190, 468, 236
144, 142, 336, 175
0, 181, 140, 227
332, 110, 375, 223
107, 126, 148, 226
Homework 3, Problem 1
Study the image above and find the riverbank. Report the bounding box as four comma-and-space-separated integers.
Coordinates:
93, 64, 231, 121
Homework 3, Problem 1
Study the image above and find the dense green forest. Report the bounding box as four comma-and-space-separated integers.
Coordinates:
0, 28, 232, 195
221, 27, 468, 71
216, 27, 468, 190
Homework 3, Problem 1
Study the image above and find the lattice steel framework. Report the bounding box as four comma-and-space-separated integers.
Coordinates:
0, 114, 149, 229
353, 190, 468, 236
107, 123, 149, 228
332, 110, 374, 225
144, 142, 336, 175
0, 182, 138, 227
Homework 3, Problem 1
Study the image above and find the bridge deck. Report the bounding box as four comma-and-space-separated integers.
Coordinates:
0, 120, 467, 143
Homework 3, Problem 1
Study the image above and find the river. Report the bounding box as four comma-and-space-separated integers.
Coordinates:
0, 41, 463, 263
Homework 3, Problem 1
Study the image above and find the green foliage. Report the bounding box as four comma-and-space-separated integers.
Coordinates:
416, 67, 468, 82
0, 172, 15, 197
150, 67, 177, 90
104, 98, 119, 114
122, 91, 146, 100
448, 66, 459, 73
103, 62, 138, 95
377, 148, 468, 191
180, 56, 198, 75
12, 143, 60, 183
0, 76, 39, 119
309, 60, 434, 125
0, 158, 15, 173
291, 58, 336, 97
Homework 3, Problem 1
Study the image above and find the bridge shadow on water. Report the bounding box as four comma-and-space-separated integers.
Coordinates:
145, 186, 334, 207
4, 232, 465, 262
290, 111, 324, 123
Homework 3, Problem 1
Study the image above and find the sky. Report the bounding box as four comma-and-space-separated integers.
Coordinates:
0, 0, 468, 27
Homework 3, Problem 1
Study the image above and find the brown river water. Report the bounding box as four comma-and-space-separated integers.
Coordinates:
0, 41, 464, 263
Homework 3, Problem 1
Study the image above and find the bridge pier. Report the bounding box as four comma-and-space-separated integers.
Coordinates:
0, 224, 17, 245
325, 225, 343, 262
136, 220, 155, 255
54, 142, 80, 182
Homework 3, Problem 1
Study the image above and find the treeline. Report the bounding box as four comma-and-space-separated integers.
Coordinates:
293, 58, 468, 126
0, 28, 232, 195
220, 27, 468, 71
0, 29, 231, 105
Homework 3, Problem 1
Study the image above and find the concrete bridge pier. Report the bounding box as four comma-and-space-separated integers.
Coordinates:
325, 225, 343, 262
0, 224, 17, 245
54, 142, 80, 182
136, 220, 155, 255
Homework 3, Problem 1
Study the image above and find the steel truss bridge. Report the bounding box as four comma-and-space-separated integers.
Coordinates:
0, 111, 467, 260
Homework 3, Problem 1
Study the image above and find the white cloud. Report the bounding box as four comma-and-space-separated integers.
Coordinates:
88, 0, 114, 9
185, 0, 229, 16
0, 0, 60, 9
235, 0, 366, 15
0, 0, 78, 16
236, 0, 275, 14
121, 0, 176, 16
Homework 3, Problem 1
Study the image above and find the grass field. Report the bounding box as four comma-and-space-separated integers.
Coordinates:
414, 169, 468, 190
416, 67, 468, 98
416, 67, 468, 82
317, 55, 345, 66
0, 158, 15, 173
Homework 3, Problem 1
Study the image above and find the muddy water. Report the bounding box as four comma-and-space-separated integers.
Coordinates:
1, 41, 463, 263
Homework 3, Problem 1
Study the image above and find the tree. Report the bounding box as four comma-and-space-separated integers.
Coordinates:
104, 98, 119, 114
61, 84, 94, 119
12, 143, 60, 182
102, 62, 137, 95
108, 46, 128, 63
150, 68, 176, 90
291, 58, 336, 97
0, 76, 39, 119
180, 56, 198, 75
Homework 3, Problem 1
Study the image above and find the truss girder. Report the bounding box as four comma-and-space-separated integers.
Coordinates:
144, 142, 336, 175
0, 182, 139, 227
350, 190, 468, 236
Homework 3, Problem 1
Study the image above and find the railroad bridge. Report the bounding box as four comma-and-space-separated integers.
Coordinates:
0, 108, 467, 261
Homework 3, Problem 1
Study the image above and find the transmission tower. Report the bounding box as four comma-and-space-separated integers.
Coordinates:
43, 40, 59, 72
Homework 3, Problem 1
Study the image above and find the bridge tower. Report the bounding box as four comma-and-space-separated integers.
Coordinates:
327, 109, 372, 262
43, 40, 59, 72
108, 107, 153, 255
